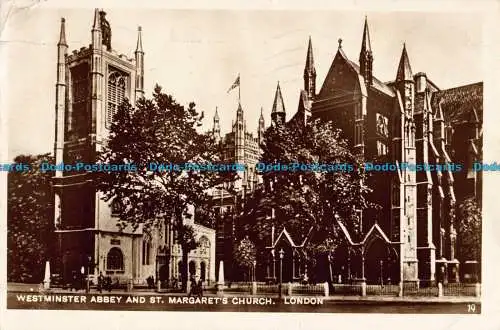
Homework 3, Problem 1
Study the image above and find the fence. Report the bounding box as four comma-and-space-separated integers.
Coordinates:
443, 283, 477, 297
212, 281, 480, 298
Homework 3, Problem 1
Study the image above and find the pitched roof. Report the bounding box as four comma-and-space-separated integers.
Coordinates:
361, 223, 392, 245
430, 82, 483, 125
348, 60, 395, 97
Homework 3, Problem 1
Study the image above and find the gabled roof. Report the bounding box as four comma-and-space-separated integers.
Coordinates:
269, 226, 313, 249
348, 60, 395, 97
430, 82, 483, 125
361, 223, 392, 245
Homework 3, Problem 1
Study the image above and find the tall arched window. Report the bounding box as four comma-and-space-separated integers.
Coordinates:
107, 247, 124, 270
142, 233, 152, 265
106, 70, 127, 128
199, 236, 210, 256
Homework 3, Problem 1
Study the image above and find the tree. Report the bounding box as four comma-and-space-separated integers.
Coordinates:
233, 237, 256, 281
7, 153, 55, 283
240, 118, 376, 268
98, 85, 234, 291
456, 197, 481, 262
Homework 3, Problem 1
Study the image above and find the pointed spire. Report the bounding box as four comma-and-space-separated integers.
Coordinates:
359, 16, 373, 86
214, 106, 219, 120
360, 16, 371, 53
259, 107, 264, 121
303, 36, 317, 99
272, 81, 285, 114
396, 43, 413, 82
304, 36, 315, 75
135, 26, 143, 53
58, 18, 67, 46
92, 8, 101, 30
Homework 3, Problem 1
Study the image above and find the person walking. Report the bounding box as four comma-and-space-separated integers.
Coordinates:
197, 279, 203, 298
97, 272, 104, 293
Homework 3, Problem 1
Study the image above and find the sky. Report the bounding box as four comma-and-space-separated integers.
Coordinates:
2, 8, 484, 161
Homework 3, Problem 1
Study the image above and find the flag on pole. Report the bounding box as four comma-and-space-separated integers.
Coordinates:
227, 74, 240, 93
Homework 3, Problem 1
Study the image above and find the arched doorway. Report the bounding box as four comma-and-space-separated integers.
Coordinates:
188, 261, 196, 277
177, 261, 183, 278
107, 247, 124, 271
364, 238, 398, 284
159, 264, 169, 282
62, 250, 83, 283
200, 262, 206, 281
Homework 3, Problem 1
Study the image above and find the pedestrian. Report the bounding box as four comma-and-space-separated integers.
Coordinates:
188, 277, 196, 297
97, 271, 104, 293
197, 279, 203, 298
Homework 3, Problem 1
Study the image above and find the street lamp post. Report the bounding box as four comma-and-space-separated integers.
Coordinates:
87, 256, 92, 293
278, 249, 284, 299
80, 266, 85, 292
380, 260, 384, 286
328, 253, 334, 284
253, 260, 256, 282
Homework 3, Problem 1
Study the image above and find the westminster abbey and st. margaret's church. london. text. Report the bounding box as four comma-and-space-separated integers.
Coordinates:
51, 9, 482, 286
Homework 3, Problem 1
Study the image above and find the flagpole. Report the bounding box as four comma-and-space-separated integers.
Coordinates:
238, 74, 241, 103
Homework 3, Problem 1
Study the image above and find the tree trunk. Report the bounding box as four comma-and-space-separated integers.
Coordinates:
181, 247, 189, 293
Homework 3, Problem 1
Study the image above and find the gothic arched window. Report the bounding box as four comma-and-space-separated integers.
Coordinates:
107, 247, 124, 270
110, 198, 123, 216
142, 233, 152, 265
106, 70, 127, 128
199, 236, 210, 256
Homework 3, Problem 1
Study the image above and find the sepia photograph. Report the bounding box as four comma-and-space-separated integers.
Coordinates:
1, 1, 496, 326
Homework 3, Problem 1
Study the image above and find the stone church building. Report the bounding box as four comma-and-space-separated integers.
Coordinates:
263, 18, 482, 286
51, 10, 215, 286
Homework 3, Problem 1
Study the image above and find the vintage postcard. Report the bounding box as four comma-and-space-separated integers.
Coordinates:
1, 0, 499, 329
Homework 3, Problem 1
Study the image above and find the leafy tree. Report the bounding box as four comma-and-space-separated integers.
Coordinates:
98, 85, 234, 291
7, 153, 54, 283
233, 237, 256, 281
240, 118, 376, 267
456, 197, 481, 262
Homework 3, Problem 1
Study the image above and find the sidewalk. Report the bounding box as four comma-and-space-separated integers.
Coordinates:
7, 282, 480, 304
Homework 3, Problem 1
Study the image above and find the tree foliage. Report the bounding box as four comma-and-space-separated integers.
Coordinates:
233, 237, 257, 269
98, 85, 234, 289
456, 197, 481, 262
240, 119, 376, 260
8, 153, 54, 283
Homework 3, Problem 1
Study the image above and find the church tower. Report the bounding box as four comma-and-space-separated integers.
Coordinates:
359, 17, 373, 87
213, 107, 221, 142
52, 10, 157, 284
304, 37, 316, 99
391, 44, 419, 284
233, 102, 246, 189
271, 82, 286, 126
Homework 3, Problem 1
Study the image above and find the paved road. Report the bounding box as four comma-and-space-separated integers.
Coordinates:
7, 291, 481, 314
